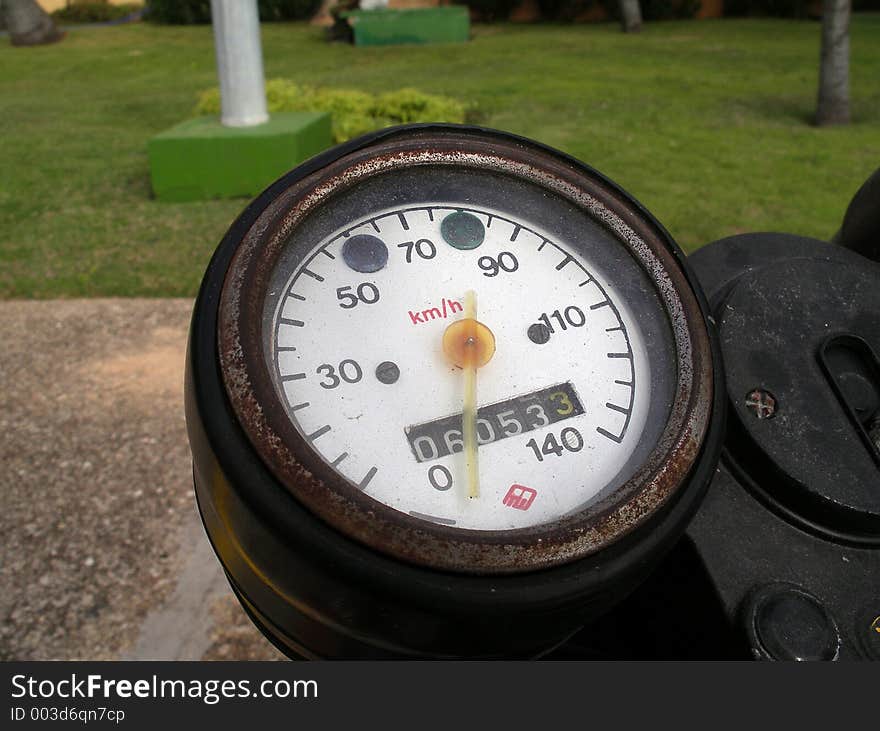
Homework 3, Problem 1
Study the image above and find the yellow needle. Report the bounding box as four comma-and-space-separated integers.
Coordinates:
462, 290, 479, 499
441, 295, 495, 501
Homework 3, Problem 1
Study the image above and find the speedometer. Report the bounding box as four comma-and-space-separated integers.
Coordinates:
186, 125, 724, 657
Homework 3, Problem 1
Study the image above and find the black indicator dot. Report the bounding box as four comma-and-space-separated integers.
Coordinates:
528, 323, 551, 345
376, 361, 400, 385
342, 234, 388, 273
441, 211, 485, 250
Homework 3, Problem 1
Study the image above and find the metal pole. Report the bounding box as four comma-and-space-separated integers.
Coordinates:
210, 0, 269, 128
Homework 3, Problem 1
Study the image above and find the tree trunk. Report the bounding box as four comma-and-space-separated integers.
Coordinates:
816, 0, 850, 126
619, 0, 642, 33
1, 0, 64, 47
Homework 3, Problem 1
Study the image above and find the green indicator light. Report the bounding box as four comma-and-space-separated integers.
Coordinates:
441, 211, 485, 250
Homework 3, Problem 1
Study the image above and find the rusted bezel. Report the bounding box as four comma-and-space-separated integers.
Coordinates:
217, 127, 713, 574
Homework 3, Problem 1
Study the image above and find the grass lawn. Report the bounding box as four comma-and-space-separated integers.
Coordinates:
1, 17, 879, 298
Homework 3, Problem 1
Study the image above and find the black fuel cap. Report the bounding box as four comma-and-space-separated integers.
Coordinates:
717, 256, 880, 543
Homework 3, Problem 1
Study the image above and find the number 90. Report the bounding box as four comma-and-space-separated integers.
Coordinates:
478, 252, 518, 277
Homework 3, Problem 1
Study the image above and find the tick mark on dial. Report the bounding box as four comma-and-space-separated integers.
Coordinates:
302, 269, 324, 282
281, 318, 305, 327
398, 212, 410, 231
359, 467, 378, 490
282, 373, 306, 382
409, 511, 456, 526
308, 425, 332, 441
331, 452, 349, 466
510, 225, 521, 242
291, 402, 310, 412
555, 254, 575, 271
375, 361, 400, 384
591, 299, 611, 310
342, 234, 389, 273
597, 427, 624, 444
527, 322, 551, 345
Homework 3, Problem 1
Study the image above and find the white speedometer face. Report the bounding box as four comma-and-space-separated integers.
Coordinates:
267, 203, 657, 531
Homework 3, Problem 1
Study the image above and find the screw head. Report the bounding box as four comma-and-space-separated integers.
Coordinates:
858, 610, 880, 660
746, 388, 777, 419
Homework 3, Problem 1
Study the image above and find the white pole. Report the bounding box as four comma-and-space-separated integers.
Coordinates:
210, 0, 269, 128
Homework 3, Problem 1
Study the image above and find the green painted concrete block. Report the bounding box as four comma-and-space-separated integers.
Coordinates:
148, 112, 332, 202
344, 7, 470, 47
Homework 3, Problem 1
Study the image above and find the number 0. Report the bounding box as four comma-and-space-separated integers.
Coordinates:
339, 359, 362, 383
428, 465, 453, 491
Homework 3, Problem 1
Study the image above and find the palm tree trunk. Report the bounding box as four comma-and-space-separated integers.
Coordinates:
1, 0, 64, 47
619, 0, 642, 33
816, 0, 850, 126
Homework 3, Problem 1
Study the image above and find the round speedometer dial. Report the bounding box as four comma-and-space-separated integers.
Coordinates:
267, 201, 663, 532
189, 125, 723, 658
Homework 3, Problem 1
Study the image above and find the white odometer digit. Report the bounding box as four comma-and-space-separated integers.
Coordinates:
190, 126, 722, 659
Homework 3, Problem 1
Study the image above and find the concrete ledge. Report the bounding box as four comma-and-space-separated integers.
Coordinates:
343, 7, 470, 47
148, 112, 332, 202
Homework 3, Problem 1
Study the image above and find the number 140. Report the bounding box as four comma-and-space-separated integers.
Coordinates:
525, 427, 584, 461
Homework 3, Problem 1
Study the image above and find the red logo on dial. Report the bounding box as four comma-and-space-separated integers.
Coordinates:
503, 484, 538, 511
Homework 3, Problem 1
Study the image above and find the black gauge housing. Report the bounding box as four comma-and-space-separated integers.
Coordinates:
185, 125, 725, 658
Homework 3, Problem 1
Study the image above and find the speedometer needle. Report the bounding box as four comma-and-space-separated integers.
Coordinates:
442, 291, 496, 500
462, 290, 479, 499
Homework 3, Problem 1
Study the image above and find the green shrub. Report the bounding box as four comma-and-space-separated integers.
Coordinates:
641, 0, 701, 19
537, 0, 700, 20
145, 0, 211, 24
455, 0, 519, 22
258, 0, 322, 21
723, 0, 811, 17
542, 0, 577, 20
372, 88, 466, 125
196, 79, 468, 143
52, 2, 142, 24
146, 0, 320, 24
536, 0, 599, 21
